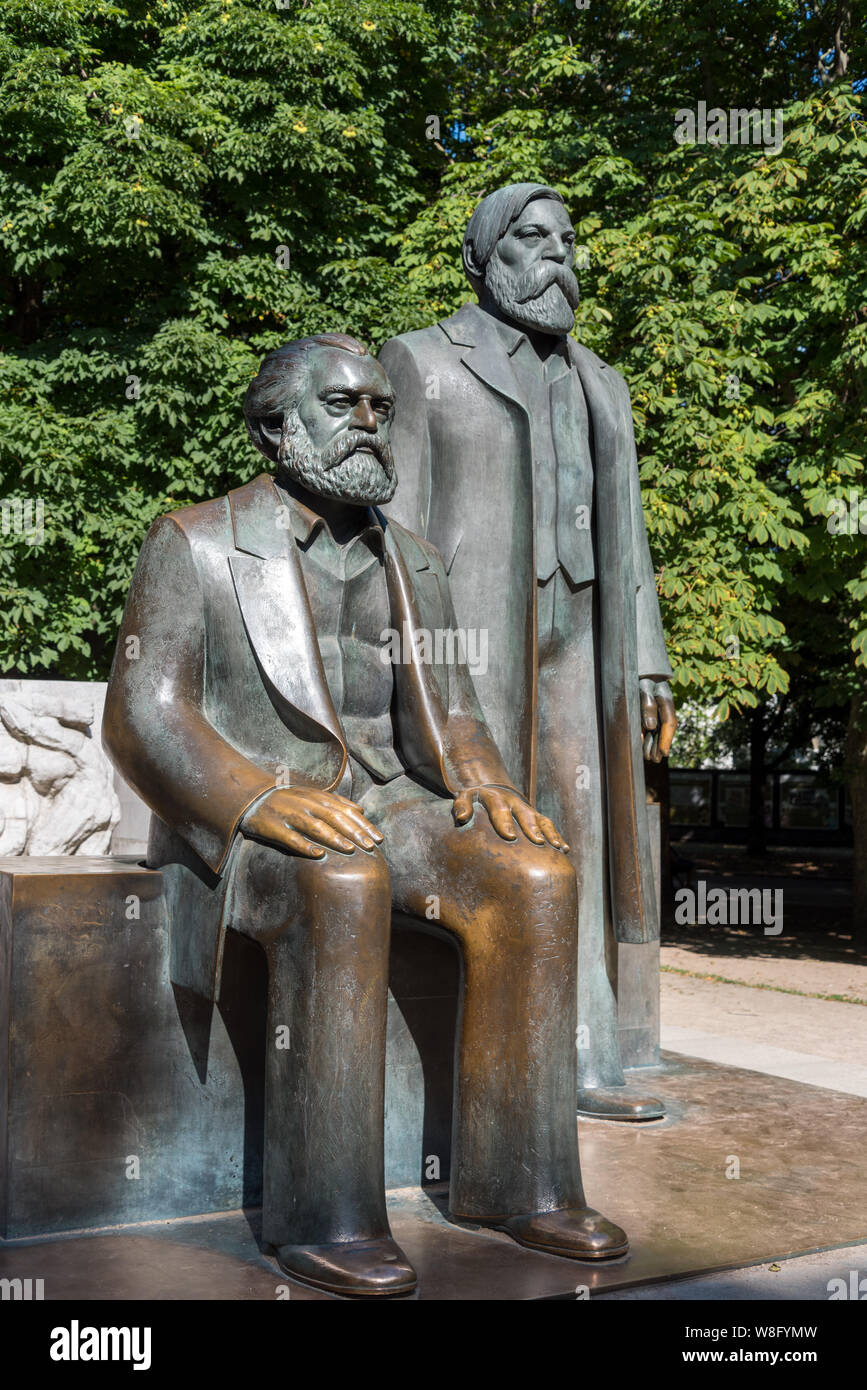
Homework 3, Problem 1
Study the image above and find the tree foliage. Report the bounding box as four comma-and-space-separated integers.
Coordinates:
0, 0, 456, 674
0, 0, 864, 745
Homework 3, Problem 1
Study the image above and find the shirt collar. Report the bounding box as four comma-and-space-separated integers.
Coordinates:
489, 313, 571, 364
278, 486, 385, 553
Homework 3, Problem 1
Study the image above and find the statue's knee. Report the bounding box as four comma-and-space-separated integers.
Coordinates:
244, 841, 390, 926
312, 845, 390, 908
505, 845, 578, 911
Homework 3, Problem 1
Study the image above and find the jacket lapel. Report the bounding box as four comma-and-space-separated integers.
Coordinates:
567, 338, 621, 467
443, 303, 530, 419
227, 474, 347, 757
376, 512, 450, 785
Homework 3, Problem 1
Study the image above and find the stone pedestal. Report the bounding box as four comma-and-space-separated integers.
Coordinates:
0, 857, 457, 1239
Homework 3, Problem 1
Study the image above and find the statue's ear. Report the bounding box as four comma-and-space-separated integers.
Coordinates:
249, 413, 283, 464
461, 237, 486, 289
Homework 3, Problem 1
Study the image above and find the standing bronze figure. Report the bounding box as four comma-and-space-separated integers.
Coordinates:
380, 184, 677, 1120
103, 333, 628, 1298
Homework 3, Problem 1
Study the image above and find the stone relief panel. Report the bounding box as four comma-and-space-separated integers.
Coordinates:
0, 684, 120, 855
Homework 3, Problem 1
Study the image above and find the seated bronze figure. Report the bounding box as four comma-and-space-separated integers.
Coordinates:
103, 332, 627, 1297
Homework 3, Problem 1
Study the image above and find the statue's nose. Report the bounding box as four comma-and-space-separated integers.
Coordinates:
352, 400, 378, 431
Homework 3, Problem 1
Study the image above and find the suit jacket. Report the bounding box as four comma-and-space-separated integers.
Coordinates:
103, 471, 516, 999
380, 302, 673, 944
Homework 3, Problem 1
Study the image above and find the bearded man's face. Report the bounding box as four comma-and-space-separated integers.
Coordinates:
483, 198, 580, 336
276, 348, 397, 506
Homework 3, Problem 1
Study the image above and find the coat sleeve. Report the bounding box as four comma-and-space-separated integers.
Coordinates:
378, 336, 433, 538
102, 513, 274, 875
619, 380, 674, 683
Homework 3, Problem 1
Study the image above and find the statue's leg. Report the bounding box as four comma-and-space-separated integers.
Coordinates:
363, 779, 628, 1259
537, 573, 664, 1119
229, 838, 416, 1296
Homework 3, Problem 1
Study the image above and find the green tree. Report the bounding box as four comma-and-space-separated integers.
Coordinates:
390, 0, 867, 927
0, 0, 457, 676
1, 0, 865, 925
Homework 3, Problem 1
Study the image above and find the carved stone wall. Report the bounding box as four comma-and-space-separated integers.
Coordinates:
0, 680, 147, 856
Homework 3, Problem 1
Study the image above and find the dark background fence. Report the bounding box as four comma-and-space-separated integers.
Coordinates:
670, 770, 852, 847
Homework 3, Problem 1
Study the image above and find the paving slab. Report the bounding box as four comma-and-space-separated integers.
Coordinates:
661, 943, 867, 1003
594, 1242, 867, 1300
661, 972, 867, 1096
2, 1054, 865, 1301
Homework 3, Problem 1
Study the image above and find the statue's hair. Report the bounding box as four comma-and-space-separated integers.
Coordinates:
244, 333, 370, 447
462, 183, 565, 295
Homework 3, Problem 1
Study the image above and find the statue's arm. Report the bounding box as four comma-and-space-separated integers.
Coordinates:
622, 385, 674, 684
102, 514, 274, 874
378, 336, 432, 537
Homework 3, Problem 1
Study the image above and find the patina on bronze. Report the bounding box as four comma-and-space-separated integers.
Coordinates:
380, 184, 677, 1121
103, 333, 629, 1298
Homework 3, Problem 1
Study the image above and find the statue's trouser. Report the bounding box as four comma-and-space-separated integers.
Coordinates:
363, 779, 585, 1221
231, 838, 393, 1249
536, 571, 626, 1093
230, 777, 585, 1247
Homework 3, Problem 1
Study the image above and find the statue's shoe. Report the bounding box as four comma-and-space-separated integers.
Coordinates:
576, 1086, 665, 1121
275, 1237, 417, 1297
479, 1207, 629, 1261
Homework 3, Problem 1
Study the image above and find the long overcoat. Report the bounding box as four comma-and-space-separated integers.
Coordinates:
380, 303, 673, 944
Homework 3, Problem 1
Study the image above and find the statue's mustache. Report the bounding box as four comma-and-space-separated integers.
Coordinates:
514, 260, 580, 310
321, 428, 394, 475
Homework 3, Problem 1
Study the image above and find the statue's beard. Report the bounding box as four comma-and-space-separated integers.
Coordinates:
484, 254, 579, 335
276, 410, 397, 506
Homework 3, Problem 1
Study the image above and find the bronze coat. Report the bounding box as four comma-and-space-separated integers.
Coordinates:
103, 472, 516, 999
380, 303, 673, 944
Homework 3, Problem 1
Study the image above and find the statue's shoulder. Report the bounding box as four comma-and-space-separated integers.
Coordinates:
161, 492, 230, 529
151, 492, 232, 543
379, 321, 453, 364
380, 303, 481, 360
570, 339, 630, 393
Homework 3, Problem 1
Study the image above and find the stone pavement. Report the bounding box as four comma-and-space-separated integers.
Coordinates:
660, 972, 867, 1097
613, 845, 867, 1301
659, 840, 866, 1094
594, 1242, 867, 1300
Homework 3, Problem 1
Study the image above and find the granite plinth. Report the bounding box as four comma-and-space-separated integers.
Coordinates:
2, 1054, 865, 1300
0, 857, 457, 1238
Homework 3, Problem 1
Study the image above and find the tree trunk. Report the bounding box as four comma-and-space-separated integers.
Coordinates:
845, 679, 867, 940
748, 705, 767, 855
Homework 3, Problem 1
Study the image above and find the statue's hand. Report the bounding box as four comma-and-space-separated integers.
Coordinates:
452, 786, 569, 851
241, 786, 383, 858
639, 680, 677, 763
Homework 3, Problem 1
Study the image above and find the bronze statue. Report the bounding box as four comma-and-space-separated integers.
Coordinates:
103, 332, 628, 1298
380, 184, 677, 1121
